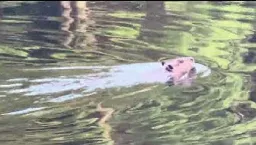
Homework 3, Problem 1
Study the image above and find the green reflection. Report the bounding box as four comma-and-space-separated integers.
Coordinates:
0, 1, 256, 145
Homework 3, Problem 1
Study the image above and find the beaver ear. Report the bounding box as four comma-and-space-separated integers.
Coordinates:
178, 60, 184, 63
161, 61, 165, 66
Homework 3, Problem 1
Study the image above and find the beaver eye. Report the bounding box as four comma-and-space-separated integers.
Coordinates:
168, 65, 173, 70
178, 60, 184, 63
166, 65, 173, 72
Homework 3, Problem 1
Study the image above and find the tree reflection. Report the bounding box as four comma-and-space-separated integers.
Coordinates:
138, 1, 166, 44
60, 1, 96, 49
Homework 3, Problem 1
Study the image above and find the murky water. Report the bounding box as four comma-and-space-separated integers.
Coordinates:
0, 1, 256, 145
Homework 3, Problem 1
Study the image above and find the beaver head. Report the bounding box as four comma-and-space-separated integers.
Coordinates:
161, 57, 195, 82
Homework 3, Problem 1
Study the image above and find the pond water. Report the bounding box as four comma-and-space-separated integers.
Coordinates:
0, 1, 256, 145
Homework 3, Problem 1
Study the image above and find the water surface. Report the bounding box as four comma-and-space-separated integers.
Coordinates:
0, 1, 256, 145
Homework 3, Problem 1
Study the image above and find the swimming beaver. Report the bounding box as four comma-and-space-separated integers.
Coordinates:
160, 57, 195, 85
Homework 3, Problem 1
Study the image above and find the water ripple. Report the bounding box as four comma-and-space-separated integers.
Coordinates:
0, 1, 256, 145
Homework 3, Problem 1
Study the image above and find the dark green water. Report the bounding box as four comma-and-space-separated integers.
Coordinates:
0, 1, 256, 145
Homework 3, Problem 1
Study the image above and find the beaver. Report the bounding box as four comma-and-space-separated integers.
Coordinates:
159, 57, 197, 86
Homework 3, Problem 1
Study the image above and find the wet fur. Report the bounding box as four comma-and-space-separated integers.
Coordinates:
161, 57, 196, 86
